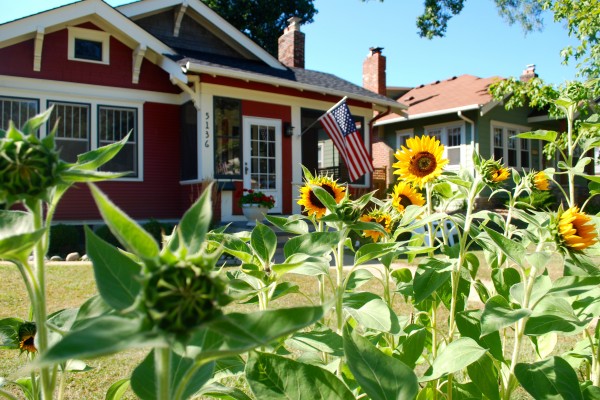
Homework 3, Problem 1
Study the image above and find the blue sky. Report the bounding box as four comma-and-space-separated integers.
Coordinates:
1, 0, 579, 87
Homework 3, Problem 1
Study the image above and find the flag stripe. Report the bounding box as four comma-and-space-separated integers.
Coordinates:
318, 100, 373, 182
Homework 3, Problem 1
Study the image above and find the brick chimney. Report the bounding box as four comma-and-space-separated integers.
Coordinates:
363, 47, 386, 95
520, 64, 537, 82
278, 17, 305, 68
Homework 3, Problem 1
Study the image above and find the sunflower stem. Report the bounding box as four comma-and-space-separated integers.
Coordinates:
335, 229, 348, 334
155, 347, 171, 400
28, 199, 53, 400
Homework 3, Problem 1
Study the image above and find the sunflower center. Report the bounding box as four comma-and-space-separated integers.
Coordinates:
410, 152, 437, 177
398, 194, 413, 209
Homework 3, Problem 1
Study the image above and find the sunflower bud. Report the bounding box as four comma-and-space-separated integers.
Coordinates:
18, 321, 37, 354
143, 262, 227, 334
334, 199, 362, 224
479, 158, 510, 188
0, 130, 61, 205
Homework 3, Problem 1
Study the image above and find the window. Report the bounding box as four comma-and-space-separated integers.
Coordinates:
0, 97, 38, 132
68, 27, 110, 64
317, 142, 324, 169
98, 106, 137, 176
491, 123, 540, 169
214, 97, 241, 178
425, 124, 463, 167
181, 101, 198, 181
48, 101, 90, 163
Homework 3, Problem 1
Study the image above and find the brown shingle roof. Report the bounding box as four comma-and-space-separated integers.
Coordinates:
379, 74, 503, 122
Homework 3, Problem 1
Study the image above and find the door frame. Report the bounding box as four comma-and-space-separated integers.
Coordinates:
242, 116, 283, 213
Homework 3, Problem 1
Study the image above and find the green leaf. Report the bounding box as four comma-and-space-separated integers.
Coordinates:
455, 310, 504, 362
246, 352, 354, 400
75, 133, 129, 171
0, 210, 45, 262
197, 382, 253, 400
525, 298, 589, 336
343, 324, 418, 400
286, 325, 343, 356
481, 226, 525, 267
178, 183, 214, 257
354, 242, 399, 266
219, 234, 253, 264
420, 337, 486, 382
268, 254, 324, 277
480, 295, 531, 337
61, 169, 129, 183
515, 130, 558, 142
345, 268, 374, 291
491, 267, 521, 301
89, 184, 159, 262
265, 214, 309, 235
85, 227, 141, 311
413, 258, 453, 303
250, 223, 277, 263
510, 275, 552, 308
105, 379, 130, 400
549, 276, 600, 297
0, 317, 24, 349
283, 231, 340, 258
38, 316, 160, 366
515, 356, 584, 400
343, 292, 400, 333
396, 327, 427, 368
186, 306, 326, 361
130, 350, 214, 400
466, 355, 500, 400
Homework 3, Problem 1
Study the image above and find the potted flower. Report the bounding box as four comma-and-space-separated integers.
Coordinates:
239, 188, 275, 226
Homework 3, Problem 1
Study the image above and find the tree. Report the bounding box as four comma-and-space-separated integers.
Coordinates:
201, 0, 317, 58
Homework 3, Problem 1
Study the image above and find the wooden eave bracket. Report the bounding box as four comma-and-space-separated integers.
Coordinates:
132, 44, 146, 84
171, 74, 200, 109
33, 27, 45, 72
174, 2, 188, 37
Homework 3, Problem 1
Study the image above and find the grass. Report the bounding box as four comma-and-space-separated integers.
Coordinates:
0, 251, 593, 399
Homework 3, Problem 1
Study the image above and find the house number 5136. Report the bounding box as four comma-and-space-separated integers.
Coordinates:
204, 112, 210, 148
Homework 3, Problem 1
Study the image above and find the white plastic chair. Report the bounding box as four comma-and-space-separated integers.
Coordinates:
413, 220, 456, 246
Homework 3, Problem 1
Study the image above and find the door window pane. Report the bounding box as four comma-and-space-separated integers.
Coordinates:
48, 101, 90, 163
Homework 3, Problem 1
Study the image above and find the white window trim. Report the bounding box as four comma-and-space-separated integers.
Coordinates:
68, 27, 110, 65
490, 120, 539, 171
317, 142, 324, 169
424, 121, 466, 170
44, 96, 143, 182
395, 129, 413, 151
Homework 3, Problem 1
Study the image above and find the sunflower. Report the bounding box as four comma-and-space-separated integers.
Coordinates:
533, 171, 550, 191
480, 158, 510, 186
391, 181, 425, 213
359, 210, 392, 242
558, 206, 598, 251
18, 322, 37, 354
297, 175, 346, 219
393, 135, 448, 188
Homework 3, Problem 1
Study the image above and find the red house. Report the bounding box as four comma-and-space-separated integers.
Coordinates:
0, 0, 405, 224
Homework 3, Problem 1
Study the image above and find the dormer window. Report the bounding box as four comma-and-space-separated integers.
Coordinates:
68, 27, 110, 64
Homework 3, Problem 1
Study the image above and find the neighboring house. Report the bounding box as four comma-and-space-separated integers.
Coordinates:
0, 0, 405, 224
371, 64, 565, 196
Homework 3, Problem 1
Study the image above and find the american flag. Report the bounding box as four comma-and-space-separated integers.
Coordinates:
318, 99, 373, 182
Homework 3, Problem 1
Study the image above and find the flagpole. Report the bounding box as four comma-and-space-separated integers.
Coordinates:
299, 96, 348, 137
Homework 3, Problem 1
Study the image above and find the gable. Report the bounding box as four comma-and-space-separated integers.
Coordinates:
135, 11, 248, 60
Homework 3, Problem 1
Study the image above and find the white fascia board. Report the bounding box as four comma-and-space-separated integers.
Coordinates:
118, 0, 285, 70
0, 0, 187, 83
185, 62, 406, 113
374, 104, 481, 126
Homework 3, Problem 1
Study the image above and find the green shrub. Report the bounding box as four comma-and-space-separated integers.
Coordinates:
94, 225, 121, 248
515, 190, 557, 210
48, 224, 83, 257
142, 218, 166, 245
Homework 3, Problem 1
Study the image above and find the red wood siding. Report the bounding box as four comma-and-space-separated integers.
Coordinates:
0, 24, 177, 93
54, 102, 183, 222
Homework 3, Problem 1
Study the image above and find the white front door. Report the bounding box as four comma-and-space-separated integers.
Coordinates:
243, 117, 282, 213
